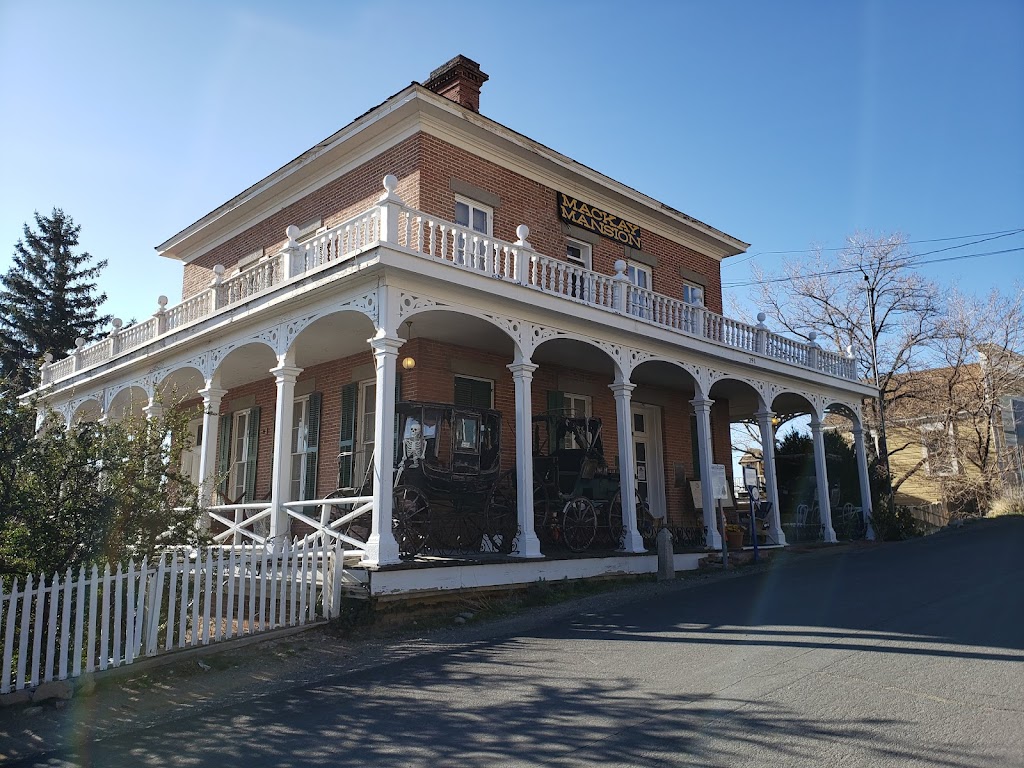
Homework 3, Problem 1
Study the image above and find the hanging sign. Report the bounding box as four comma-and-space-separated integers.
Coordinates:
557, 192, 641, 249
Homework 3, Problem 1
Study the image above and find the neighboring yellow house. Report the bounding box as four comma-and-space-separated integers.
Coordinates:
883, 348, 1024, 521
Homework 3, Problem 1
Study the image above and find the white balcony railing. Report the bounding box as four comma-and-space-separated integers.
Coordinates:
38, 175, 858, 386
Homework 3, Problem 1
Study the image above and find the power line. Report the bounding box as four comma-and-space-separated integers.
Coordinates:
722, 246, 1024, 288
722, 227, 1024, 268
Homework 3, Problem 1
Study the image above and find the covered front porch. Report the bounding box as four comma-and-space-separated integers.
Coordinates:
34, 177, 877, 592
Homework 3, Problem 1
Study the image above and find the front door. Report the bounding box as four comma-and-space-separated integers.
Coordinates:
630, 404, 666, 523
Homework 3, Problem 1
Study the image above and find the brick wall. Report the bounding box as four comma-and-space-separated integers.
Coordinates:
179, 129, 724, 312
180, 136, 424, 299
194, 337, 732, 532
416, 133, 725, 313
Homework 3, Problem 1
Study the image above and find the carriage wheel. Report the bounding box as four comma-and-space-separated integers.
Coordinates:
482, 471, 518, 555
608, 490, 652, 548
533, 483, 556, 545
561, 497, 598, 552
393, 485, 430, 558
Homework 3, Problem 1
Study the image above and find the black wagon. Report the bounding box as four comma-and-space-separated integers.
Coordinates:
334, 401, 517, 559
531, 412, 643, 552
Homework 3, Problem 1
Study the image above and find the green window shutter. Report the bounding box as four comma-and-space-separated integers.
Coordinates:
455, 376, 493, 408
302, 392, 322, 501
338, 382, 358, 488
547, 390, 564, 453
217, 413, 233, 502
244, 406, 260, 502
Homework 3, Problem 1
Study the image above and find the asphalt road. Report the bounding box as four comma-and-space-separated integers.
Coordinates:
11, 518, 1024, 767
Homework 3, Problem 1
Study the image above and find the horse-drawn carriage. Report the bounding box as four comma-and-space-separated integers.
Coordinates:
338, 401, 517, 558
531, 411, 648, 552
337, 402, 648, 558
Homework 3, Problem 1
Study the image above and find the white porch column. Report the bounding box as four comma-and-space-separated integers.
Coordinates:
508, 361, 542, 558
852, 425, 876, 540
196, 385, 226, 525
809, 414, 838, 543
690, 395, 722, 549
364, 332, 402, 566
143, 399, 163, 421
270, 363, 303, 541
755, 409, 787, 546
610, 381, 645, 553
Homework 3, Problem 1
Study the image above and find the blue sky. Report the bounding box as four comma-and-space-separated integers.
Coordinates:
1, 0, 1022, 328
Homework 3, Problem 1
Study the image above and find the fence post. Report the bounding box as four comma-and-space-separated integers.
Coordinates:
280, 225, 301, 279
209, 265, 225, 310
154, 296, 169, 335
514, 225, 531, 285
755, 312, 768, 354
806, 331, 820, 370
378, 174, 404, 245
108, 318, 123, 356
72, 338, 85, 371
612, 259, 629, 313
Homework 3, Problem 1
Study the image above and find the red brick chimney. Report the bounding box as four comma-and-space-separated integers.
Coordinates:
423, 55, 489, 113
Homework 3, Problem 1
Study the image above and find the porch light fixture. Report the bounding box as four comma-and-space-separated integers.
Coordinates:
401, 320, 416, 369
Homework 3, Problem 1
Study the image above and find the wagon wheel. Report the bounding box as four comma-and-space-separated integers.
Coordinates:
482, 470, 518, 555
393, 485, 430, 558
561, 497, 598, 552
428, 495, 461, 555
533, 483, 557, 545
325, 487, 371, 544
608, 490, 652, 548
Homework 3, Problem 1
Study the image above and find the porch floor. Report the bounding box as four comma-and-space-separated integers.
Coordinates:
347, 547, 721, 599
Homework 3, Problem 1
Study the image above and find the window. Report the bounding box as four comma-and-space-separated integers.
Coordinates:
356, 379, 376, 486
229, 409, 252, 501
566, 239, 593, 301
626, 262, 652, 318
454, 197, 492, 268
454, 375, 494, 409
682, 280, 705, 306
921, 424, 955, 477
289, 394, 321, 502
561, 393, 592, 449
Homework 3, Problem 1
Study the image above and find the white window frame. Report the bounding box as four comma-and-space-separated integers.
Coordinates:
356, 379, 376, 486
921, 423, 956, 477
229, 409, 252, 501
455, 197, 493, 268
566, 239, 592, 269
626, 261, 653, 318
289, 394, 311, 502
562, 393, 592, 450
682, 279, 705, 306
566, 239, 594, 303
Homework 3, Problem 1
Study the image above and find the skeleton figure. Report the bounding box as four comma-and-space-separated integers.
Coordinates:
403, 422, 427, 468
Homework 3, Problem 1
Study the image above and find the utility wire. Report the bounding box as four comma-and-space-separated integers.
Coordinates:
723, 245, 1024, 288
722, 226, 1024, 267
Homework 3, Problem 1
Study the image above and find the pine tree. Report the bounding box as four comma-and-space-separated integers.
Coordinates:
0, 209, 110, 391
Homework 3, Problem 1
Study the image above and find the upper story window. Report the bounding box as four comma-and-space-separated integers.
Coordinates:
455, 197, 492, 267
566, 239, 593, 301
566, 239, 592, 269
682, 280, 705, 306
626, 262, 652, 318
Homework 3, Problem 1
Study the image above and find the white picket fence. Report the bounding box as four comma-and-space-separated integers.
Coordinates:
0, 537, 345, 694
